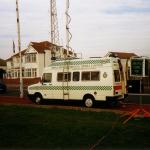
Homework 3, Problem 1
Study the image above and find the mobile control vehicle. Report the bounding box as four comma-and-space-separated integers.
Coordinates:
28, 57, 127, 107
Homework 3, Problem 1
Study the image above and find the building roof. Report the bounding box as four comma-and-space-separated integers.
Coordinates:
30, 41, 74, 55
0, 58, 6, 66
6, 41, 75, 61
106, 51, 138, 59
6, 49, 27, 61
30, 41, 55, 53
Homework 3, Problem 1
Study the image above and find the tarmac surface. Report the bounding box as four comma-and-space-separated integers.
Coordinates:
0, 95, 150, 118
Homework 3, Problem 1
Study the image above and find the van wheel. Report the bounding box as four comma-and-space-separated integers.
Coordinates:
84, 97, 94, 108
34, 93, 43, 104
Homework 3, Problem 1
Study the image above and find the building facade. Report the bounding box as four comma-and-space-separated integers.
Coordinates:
0, 58, 6, 79
6, 41, 76, 79
105, 52, 150, 92
105, 51, 137, 80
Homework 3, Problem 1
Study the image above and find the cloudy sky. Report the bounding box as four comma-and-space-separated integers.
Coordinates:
0, 0, 150, 59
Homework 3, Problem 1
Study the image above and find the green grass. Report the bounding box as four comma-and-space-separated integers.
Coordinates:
0, 105, 150, 149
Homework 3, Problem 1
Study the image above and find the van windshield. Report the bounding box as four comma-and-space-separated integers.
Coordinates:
42, 73, 52, 83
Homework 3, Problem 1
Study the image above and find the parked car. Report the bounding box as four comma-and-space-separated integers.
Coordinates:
0, 82, 7, 93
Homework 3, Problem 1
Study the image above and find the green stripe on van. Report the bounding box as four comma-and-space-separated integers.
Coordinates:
29, 86, 112, 91
50, 59, 111, 67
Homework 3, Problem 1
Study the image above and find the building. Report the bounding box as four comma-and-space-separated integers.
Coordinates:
105, 51, 138, 80
105, 51, 137, 59
0, 58, 6, 79
6, 41, 76, 79
105, 51, 150, 92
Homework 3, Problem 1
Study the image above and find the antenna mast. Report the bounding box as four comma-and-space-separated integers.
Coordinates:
50, 0, 60, 45
65, 0, 72, 57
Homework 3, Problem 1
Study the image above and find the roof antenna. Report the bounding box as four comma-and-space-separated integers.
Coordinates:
50, 0, 60, 60
65, 0, 73, 58
50, 0, 60, 45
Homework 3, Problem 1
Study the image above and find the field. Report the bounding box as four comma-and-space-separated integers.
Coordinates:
0, 104, 150, 149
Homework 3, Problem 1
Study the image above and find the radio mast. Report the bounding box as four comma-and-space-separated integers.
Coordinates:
65, 0, 72, 57
50, 0, 60, 45
50, 0, 60, 60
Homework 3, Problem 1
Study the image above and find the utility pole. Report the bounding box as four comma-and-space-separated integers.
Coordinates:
16, 0, 23, 98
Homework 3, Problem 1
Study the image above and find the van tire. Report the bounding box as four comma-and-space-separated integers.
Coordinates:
84, 96, 94, 108
34, 93, 43, 104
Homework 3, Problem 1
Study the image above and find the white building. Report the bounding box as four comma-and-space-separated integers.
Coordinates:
0, 58, 6, 79
6, 41, 76, 79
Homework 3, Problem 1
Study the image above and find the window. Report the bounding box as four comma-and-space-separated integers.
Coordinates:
25, 68, 37, 77
7, 71, 11, 78
64, 72, 71, 82
82, 71, 100, 81
73, 72, 80, 81
57, 73, 63, 82
32, 68, 37, 77
11, 61, 13, 67
114, 70, 120, 82
25, 55, 28, 62
26, 69, 31, 77
145, 59, 149, 76
82, 72, 90, 81
91, 71, 100, 81
57, 72, 71, 82
25, 54, 36, 63
15, 71, 17, 78
42, 73, 52, 83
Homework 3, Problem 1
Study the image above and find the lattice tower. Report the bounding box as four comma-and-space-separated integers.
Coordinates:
50, 0, 60, 45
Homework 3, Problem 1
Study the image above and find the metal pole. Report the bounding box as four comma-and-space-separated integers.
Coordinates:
16, 0, 23, 98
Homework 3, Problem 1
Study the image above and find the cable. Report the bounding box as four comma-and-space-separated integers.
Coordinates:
89, 116, 120, 150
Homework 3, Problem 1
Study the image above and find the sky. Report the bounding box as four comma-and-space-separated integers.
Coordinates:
0, 0, 150, 59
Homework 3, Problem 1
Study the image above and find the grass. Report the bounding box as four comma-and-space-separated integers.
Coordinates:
0, 105, 150, 149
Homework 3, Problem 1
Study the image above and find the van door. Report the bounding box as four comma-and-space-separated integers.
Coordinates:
41, 73, 52, 99
113, 70, 123, 96
118, 59, 126, 96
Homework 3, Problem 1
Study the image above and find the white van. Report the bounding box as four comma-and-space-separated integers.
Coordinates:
27, 57, 127, 107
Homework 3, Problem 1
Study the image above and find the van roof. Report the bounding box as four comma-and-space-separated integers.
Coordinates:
48, 57, 119, 68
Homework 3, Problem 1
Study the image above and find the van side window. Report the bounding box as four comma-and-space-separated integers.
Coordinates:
82, 71, 100, 81
64, 72, 71, 82
73, 72, 80, 81
114, 70, 120, 82
42, 73, 52, 83
91, 71, 100, 81
57, 72, 71, 82
57, 73, 63, 82
82, 72, 90, 81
